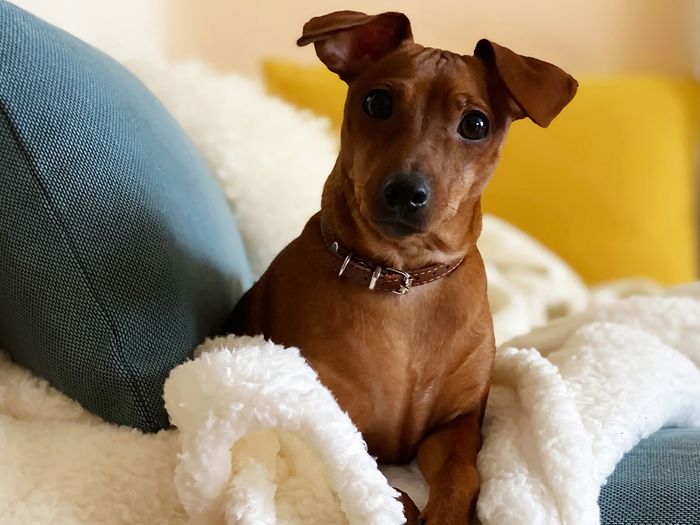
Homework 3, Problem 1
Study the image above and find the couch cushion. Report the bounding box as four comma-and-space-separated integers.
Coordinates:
0, 1, 253, 431
599, 428, 700, 524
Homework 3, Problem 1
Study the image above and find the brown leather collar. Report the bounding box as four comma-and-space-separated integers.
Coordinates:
320, 224, 463, 295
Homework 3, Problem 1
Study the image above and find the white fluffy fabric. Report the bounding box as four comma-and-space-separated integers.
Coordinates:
165, 335, 404, 525
128, 61, 337, 277
0, 353, 185, 524
1, 60, 698, 524
477, 287, 700, 525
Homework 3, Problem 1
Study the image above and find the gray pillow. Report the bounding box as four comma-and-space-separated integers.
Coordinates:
0, 0, 253, 431
599, 428, 700, 524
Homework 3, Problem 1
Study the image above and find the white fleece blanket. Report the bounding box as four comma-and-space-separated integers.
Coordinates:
477, 286, 700, 525
1, 61, 698, 524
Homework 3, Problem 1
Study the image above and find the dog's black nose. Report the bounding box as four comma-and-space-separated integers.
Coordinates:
376, 172, 432, 236
382, 172, 431, 212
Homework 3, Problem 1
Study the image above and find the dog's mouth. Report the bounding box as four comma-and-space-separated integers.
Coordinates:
373, 217, 427, 238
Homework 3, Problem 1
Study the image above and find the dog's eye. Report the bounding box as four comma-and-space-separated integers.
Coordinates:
458, 111, 489, 141
363, 89, 392, 119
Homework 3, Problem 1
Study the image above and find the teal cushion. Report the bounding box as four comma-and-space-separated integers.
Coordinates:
599, 428, 700, 524
0, 1, 253, 431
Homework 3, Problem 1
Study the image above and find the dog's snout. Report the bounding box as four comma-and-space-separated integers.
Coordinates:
382, 172, 432, 212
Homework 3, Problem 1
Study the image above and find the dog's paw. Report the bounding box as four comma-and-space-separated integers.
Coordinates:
396, 488, 422, 525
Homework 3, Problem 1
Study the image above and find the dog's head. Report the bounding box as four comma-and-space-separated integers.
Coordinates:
299, 11, 577, 260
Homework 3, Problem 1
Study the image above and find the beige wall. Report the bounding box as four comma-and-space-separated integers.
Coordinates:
15, 0, 165, 60
166, 0, 697, 78
13, 0, 699, 79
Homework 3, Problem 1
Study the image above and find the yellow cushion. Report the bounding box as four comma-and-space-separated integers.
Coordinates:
263, 60, 699, 284
264, 60, 347, 129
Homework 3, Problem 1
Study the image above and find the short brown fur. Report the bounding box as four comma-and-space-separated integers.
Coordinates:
227, 11, 576, 523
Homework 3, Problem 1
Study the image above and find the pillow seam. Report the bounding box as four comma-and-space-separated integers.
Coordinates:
0, 99, 153, 429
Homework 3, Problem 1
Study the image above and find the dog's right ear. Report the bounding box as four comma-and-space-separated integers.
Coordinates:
474, 39, 578, 127
297, 11, 413, 82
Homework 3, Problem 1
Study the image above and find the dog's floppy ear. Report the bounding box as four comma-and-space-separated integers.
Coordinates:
474, 39, 578, 127
297, 11, 413, 82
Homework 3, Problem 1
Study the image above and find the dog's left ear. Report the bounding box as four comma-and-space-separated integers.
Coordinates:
474, 39, 578, 127
297, 11, 413, 82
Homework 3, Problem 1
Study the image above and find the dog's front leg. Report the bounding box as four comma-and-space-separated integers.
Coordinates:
415, 412, 482, 524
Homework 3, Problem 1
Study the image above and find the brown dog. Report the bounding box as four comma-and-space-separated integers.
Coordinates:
227, 11, 577, 524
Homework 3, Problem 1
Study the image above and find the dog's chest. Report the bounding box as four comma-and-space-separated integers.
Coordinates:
299, 289, 491, 463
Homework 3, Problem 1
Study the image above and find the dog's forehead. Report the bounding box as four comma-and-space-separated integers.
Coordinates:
409, 46, 474, 71
359, 46, 489, 100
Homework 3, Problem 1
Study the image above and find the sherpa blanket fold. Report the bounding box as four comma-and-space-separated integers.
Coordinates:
476, 285, 700, 524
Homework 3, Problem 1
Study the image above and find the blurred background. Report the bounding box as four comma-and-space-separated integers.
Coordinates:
12, 0, 700, 77
13, 0, 700, 285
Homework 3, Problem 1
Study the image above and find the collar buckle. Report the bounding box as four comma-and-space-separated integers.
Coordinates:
385, 267, 413, 295
368, 265, 412, 294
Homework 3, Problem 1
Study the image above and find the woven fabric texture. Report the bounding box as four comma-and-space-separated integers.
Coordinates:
599, 428, 700, 524
0, 0, 252, 431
